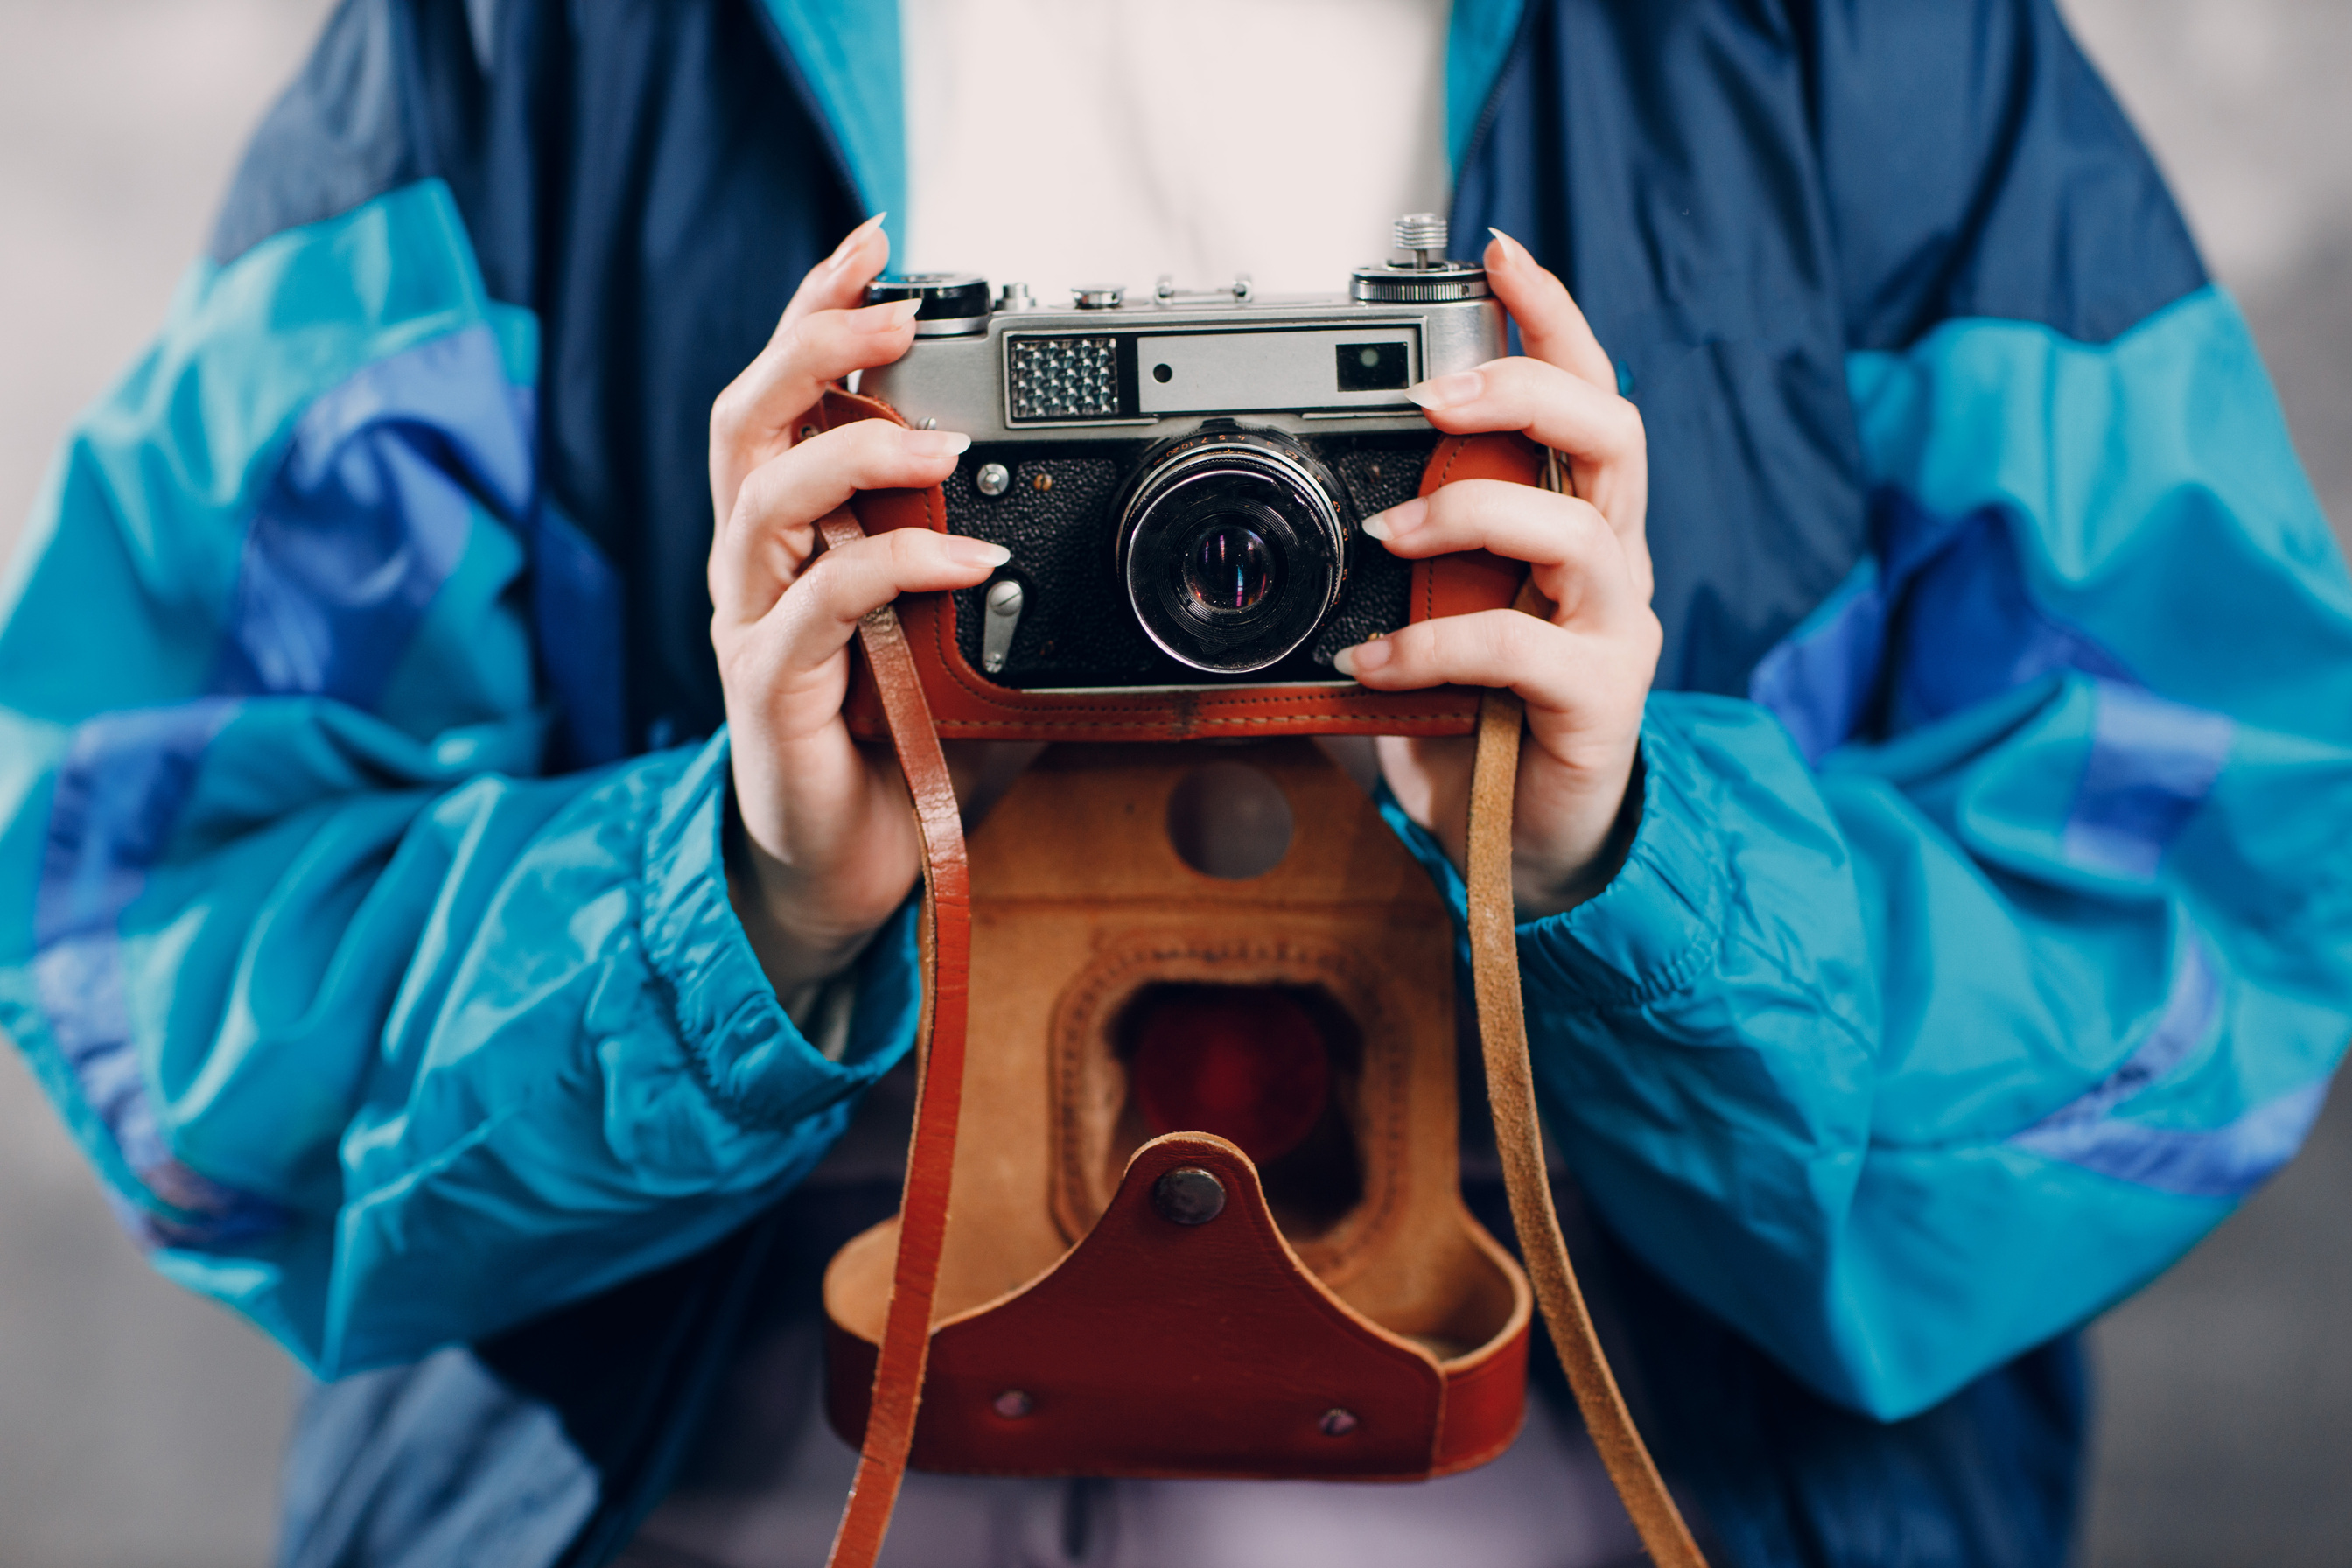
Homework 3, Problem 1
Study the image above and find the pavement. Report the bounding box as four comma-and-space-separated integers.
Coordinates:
0, 2, 2343, 1564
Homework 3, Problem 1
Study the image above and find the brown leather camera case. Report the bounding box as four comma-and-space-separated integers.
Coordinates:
822, 741, 1533, 1479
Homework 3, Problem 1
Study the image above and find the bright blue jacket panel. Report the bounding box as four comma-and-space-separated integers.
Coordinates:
0, 177, 918, 1375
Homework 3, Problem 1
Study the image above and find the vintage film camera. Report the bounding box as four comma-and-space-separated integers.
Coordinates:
830, 214, 1534, 741
858, 212, 1508, 693
813, 219, 1692, 1565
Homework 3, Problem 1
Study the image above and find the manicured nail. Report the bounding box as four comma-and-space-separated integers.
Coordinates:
945, 536, 1011, 569
1332, 639, 1392, 679
854, 298, 923, 330
1361, 497, 1428, 542
1487, 227, 1522, 265
1407, 371, 1482, 411
901, 429, 970, 458
828, 212, 887, 270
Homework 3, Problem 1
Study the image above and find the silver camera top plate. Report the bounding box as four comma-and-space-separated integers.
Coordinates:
860, 290, 1506, 445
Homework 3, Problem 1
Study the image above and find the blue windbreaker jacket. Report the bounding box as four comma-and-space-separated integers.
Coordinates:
4, 1, 2348, 1563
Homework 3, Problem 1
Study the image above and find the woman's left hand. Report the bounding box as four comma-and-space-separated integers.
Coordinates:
1335, 230, 1659, 920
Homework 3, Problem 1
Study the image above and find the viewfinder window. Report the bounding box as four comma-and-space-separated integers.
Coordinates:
1335, 341, 1410, 393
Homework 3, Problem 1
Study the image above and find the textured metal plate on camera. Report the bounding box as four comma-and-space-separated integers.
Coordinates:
1137, 327, 1420, 416
1009, 335, 1118, 420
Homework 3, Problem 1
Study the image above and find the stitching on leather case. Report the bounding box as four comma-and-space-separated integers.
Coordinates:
915, 597, 1475, 731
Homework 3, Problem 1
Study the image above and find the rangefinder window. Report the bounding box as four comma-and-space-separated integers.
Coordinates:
1335, 341, 1410, 392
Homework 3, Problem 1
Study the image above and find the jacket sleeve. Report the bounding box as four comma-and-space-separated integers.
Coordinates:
1391, 0, 2352, 1420
0, 172, 918, 1377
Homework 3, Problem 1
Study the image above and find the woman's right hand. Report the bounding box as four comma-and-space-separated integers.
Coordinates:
709, 215, 1005, 995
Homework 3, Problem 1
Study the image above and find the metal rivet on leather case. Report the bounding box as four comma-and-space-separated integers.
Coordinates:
1152, 1166, 1226, 1226
993, 1390, 1034, 1419
1319, 1408, 1360, 1437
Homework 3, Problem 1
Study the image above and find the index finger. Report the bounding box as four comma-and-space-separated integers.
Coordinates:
780, 212, 891, 333
1483, 229, 1616, 393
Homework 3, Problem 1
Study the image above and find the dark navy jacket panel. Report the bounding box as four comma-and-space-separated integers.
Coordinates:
1802, 0, 2207, 351
534, 0, 863, 749
1452, 0, 1869, 698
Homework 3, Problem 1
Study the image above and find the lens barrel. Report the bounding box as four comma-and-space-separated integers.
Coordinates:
1113, 427, 1349, 674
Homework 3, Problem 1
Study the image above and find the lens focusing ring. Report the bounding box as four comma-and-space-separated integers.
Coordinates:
1116, 429, 1348, 675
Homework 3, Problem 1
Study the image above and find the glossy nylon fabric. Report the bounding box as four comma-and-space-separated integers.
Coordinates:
0, 2, 2347, 1566
0, 171, 923, 1375
1392, 284, 2352, 1423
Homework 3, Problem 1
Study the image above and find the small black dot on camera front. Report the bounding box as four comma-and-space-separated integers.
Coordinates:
1152, 363, 1172, 383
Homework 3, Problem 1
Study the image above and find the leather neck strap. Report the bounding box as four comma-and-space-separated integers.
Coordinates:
1466, 657, 1704, 1567
815, 509, 972, 1568
816, 517, 1700, 1567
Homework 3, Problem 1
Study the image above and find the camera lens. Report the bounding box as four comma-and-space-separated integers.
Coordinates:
1115, 427, 1348, 675
1180, 518, 1278, 619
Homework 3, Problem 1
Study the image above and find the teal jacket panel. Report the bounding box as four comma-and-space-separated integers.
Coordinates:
0, 178, 918, 1376
1390, 285, 2352, 1419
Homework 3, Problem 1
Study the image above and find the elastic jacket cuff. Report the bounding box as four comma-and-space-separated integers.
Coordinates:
1515, 714, 1727, 1010
1376, 710, 1727, 1012
637, 732, 920, 1130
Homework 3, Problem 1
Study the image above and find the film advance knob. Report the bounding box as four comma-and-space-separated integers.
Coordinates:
1394, 213, 1448, 267
1349, 212, 1491, 304
864, 271, 992, 336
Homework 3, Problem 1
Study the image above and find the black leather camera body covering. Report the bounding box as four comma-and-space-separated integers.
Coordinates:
940, 424, 1443, 690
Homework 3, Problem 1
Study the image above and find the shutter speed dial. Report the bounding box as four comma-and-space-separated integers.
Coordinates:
864, 272, 992, 336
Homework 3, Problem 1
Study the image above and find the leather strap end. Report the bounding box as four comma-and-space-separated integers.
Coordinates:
1463, 598, 1704, 1568
814, 508, 975, 1568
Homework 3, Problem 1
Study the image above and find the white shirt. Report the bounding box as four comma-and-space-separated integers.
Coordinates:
902, 0, 1454, 300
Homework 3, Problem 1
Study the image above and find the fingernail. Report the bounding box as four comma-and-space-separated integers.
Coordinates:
901, 428, 970, 458
853, 298, 922, 330
1361, 496, 1427, 542
1333, 639, 1391, 679
945, 536, 1011, 569
828, 212, 887, 271
1487, 227, 1522, 265
1407, 371, 1483, 411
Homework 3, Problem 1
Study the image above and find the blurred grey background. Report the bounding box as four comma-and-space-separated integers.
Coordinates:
0, 2, 2344, 1564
